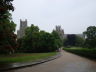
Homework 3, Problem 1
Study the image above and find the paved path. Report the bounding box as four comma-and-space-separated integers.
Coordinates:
7, 50, 96, 72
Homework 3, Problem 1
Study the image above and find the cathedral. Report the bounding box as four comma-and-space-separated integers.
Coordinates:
55, 25, 65, 40
17, 19, 27, 38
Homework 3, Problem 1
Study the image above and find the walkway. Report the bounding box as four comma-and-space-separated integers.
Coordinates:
7, 50, 96, 72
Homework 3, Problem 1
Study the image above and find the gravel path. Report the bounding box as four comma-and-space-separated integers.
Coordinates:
7, 50, 96, 72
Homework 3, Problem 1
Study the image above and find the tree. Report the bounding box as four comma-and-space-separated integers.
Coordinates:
64, 34, 76, 47
51, 30, 63, 49
0, 0, 14, 20
39, 31, 54, 52
0, 0, 16, 54
38, 30, 59, 52
20, 24, 40, 52
17, 24, 62, 53
83, 26, 96, 48
75, 35, 84, 47
64, 34, 84, 47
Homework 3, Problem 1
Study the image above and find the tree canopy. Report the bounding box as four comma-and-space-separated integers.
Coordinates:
17, 24, 62, 53
64, 34, 84, 47
0, 0, 17, 54
83, 26, 96, 48
0, 0, 14, 20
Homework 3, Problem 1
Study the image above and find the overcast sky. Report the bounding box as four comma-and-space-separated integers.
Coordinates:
12, 0, 96, 34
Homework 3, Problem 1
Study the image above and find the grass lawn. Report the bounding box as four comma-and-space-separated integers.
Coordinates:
63, 47, 96, 53
63, 47, 96, 59
0, 52, 57, 64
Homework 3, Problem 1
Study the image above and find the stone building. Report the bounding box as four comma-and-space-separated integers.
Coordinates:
64, 34, 85, 39
55, 25, 65, 40
17, 19, 27, 38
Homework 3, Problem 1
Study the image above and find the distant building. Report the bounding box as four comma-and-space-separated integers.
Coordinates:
55, 25, 65, 40
64, 34, 85, 39
76, 34, 85, 39
17, 19, 28, 38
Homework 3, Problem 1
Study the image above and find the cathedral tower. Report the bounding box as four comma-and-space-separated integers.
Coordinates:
55, 25, 64, 39
17, 19, 28, 38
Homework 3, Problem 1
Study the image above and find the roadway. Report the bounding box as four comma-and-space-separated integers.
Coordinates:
7, 50, 96, 72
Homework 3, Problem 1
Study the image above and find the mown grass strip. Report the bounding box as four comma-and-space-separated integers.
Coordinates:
0, 52, 57, 64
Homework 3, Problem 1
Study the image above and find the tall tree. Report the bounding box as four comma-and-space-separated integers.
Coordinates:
75, 35, 84, 47
0, 0, 16, 54
83, 26, 96, 48
20, 24, 40, 52
52, 30, 63, 49
18, 25, 62, 53
64, 34, 76, 47
64, 34, 84, 47
0, 0, 14, 20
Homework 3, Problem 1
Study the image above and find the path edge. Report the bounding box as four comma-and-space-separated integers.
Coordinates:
0, 52, 61, 71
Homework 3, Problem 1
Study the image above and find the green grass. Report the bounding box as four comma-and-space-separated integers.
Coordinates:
64, 47, 96, 53
0, 52, 57, 64
63, 47, 96, 59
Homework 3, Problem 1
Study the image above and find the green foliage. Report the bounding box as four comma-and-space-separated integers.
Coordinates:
63, 47, 96, 59
0, 0, 14, 20
38, 31, 53, 52
75, 35, 85, 47
52, 30, 63, 48
84, 26, 96, 48
19, 24, 40, 52
0, 17, 17, 54
64, 34, 84, 47
64, 34, 76, 47
0, 0, 17, 54
0, 52, 57, 64
17, 25, 62, 53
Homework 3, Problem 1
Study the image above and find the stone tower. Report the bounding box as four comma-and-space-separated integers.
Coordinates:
17, 19, 27, 38
55, 25, 64, 39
